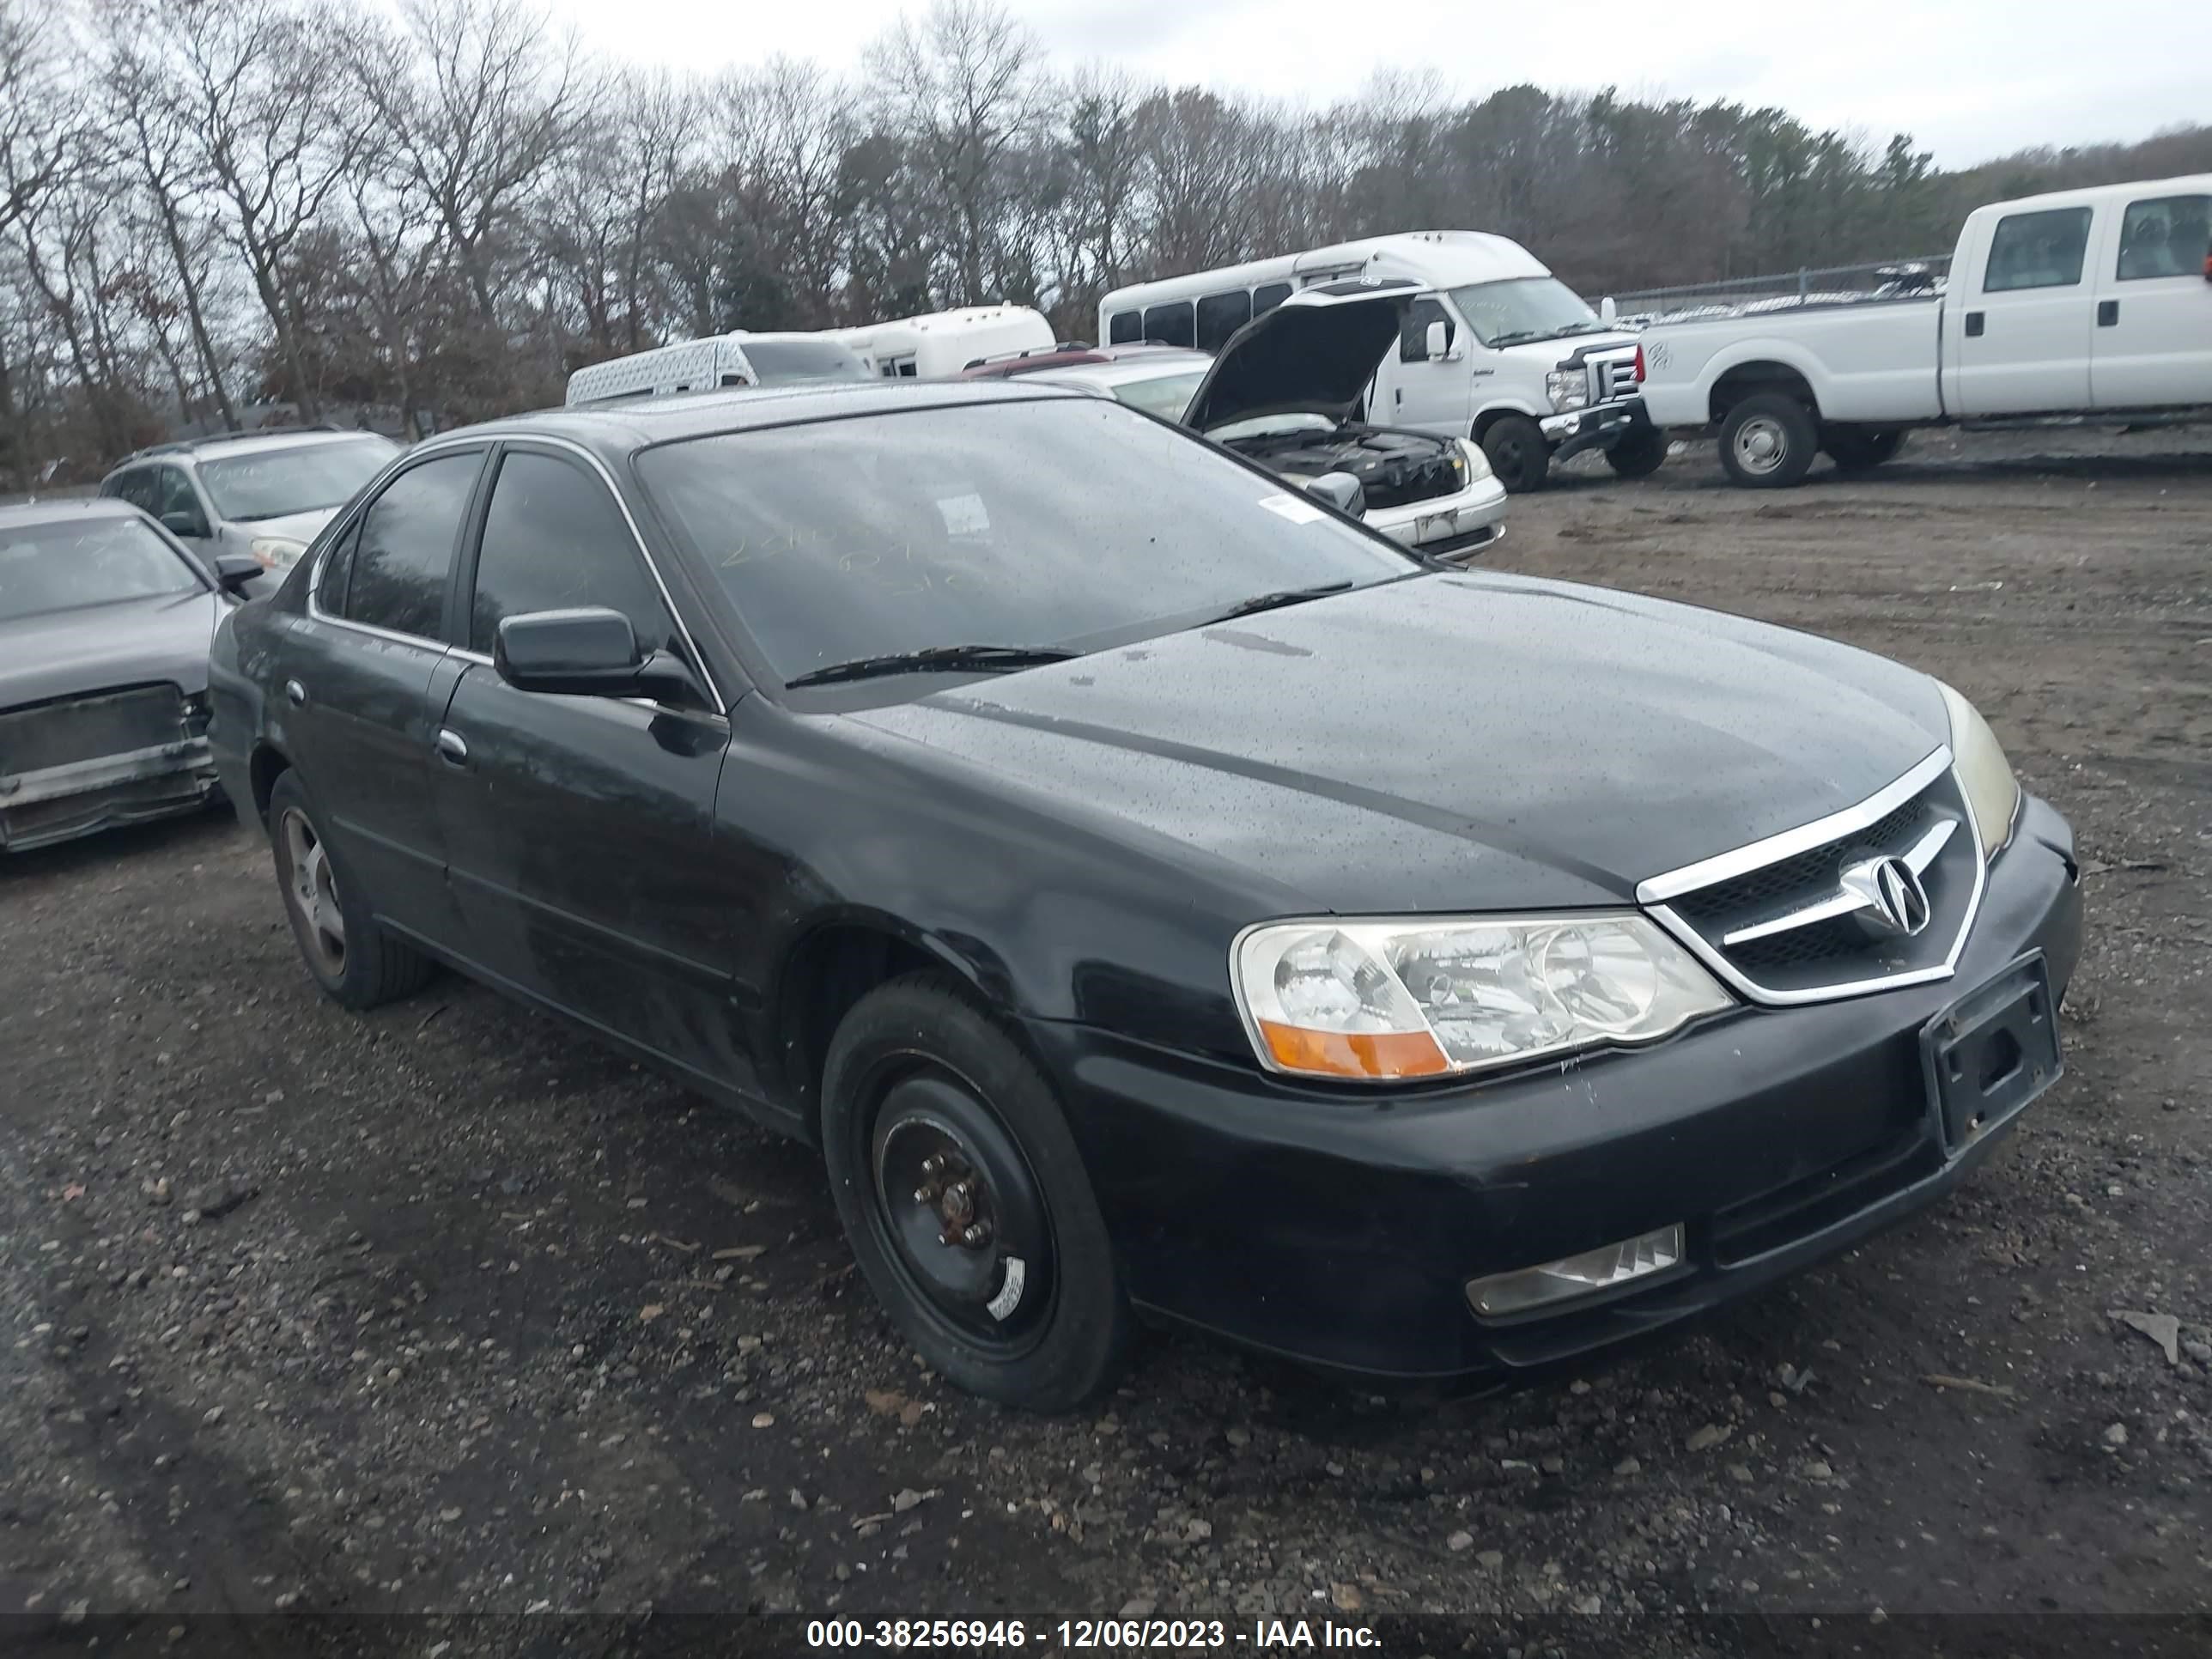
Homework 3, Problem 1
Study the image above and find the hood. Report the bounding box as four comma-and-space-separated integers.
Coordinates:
0, 589, 224, 711
849, 574, 1951, 916
233, 507, 337, 547
1184, 290, 1407, 430
1496, 328, 1642, 368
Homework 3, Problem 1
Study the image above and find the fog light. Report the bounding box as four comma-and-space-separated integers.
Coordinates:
1465, 1224, 1685, 1318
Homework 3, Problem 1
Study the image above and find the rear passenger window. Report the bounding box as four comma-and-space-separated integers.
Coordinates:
1195, 290, 1251, 352
2116, 194, 2212, 281
469, 452, 669, 655
1253, 283, 1291, 316
1142, 301, 1194, 349
1106, 311, 1141, 345
1983, 207, 2094, 293
342, 452, 480, 641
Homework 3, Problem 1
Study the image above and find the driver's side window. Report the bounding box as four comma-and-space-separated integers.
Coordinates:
467, 450, 671, 658
1400, 297, 1455, 362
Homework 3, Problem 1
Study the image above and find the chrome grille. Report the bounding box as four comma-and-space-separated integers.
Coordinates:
1641, 753, 1984, 1006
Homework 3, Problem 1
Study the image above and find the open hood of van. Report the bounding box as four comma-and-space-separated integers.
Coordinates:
1182, 284, 1411, 432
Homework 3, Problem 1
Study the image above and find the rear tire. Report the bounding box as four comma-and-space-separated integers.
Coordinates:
1717, 393, 1818, 489
1480, 414, 1551, 494
1824, 428, 1906, 472
1604, 424, 1668, 479
821, 972, 1130, 1411
267, 769, 436, 1010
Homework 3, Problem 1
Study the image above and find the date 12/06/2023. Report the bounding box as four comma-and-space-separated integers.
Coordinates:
804, 1617, 1382, 1649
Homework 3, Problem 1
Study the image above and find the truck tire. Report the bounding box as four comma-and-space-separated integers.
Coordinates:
1604, 424, 1668, 479
1718, 394, 1818, 489
1480, 415, 1551, 494
1824, 428, 1906, 472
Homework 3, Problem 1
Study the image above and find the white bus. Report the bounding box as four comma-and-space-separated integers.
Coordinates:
564, 332, 869, 405
835, 306, 1057, 380
1097, 234, 1662, 491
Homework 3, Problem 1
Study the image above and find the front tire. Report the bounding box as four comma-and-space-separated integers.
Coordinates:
1480, 414, 1552, 494
1717, 393, 1819, 488
821, 972, 1130, 1411
1604, 423, 1668, 479
267, 769, 436, 1010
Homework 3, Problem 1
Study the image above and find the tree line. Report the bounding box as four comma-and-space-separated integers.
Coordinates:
3, 0, 2208, 486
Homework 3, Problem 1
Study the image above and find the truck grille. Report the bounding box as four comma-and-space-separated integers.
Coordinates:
1591, 351, 1639, 404
1640, 755, 1984, 1004
0, 685, 189, 775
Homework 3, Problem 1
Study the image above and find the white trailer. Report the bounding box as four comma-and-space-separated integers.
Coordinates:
564, 332, 868, 405
835, 307, 1057, 380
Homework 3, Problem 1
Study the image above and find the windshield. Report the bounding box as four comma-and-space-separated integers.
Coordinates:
0, 516, 203, 623
1104, 368, 1207, 421
196, 435, 398, 522
741, 341, 872, 385
636, 398, 1417, 687
1448, 277, 1604, 349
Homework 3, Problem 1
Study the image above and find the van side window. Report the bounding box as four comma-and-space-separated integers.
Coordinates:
1142, 301, 1194, 349
1106, 311, 1141, 345
2116, 194, 2211, 281
1195, 291, 1251, 351
1400, 297, 1455, 362
1254, 283, 1291, 317
1983, 206, 2094, 293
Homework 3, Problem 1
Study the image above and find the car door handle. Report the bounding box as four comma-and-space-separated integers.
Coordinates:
1964, 311, 1985, 337
284, 678, 307, 707
2097, 299, 2119, 326
434, 728, 469, 766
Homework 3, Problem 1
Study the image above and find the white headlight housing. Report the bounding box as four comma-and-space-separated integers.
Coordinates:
249, 535, 308, 570
1233, 914, 1732, 1082
1936, 681, 2021, 860
1455, 438, 1492, 482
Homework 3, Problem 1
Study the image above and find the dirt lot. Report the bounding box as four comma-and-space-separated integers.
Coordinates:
3, 428, 2209, 1655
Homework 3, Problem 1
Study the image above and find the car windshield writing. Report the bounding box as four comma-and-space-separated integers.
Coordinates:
740, 342, 871, 385
635, 399, 1417, 685
0, 518, 199, 622
1449, 277, 1601, 348
196, 436, 398, 522
1107, 369, 1207, 420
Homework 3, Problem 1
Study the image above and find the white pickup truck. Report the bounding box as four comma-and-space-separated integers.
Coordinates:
1637, 173, 2212, 486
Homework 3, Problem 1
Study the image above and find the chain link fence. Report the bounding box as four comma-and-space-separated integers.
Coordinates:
1602, 256, 1954, 326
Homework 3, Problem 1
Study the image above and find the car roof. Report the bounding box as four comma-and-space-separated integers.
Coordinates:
109, 428, 393, 471
442, 379, 1094, 459
0, 495, 155, 532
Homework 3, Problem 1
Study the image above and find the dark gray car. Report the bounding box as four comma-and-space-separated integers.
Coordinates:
0, 498, 260, 853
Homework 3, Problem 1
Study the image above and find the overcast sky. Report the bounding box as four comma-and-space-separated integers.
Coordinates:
547, 0, 2208, 167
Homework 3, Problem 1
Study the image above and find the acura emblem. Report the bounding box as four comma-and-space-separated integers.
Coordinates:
1839, 854, 1932, 937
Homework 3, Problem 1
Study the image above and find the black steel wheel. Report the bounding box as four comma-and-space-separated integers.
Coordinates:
1480, 414, 1552, 494
822, 972, 1130, 1410
1824, 427, 1907, 472
1604, 423, 1668, 478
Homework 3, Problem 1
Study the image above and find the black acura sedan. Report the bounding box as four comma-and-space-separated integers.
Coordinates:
208, 382, 2081, 1409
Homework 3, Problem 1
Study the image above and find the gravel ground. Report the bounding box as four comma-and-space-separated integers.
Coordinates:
3, 427, 2209, 1654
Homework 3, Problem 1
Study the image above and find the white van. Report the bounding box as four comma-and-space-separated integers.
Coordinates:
836, 306, 1057, 380
565, 332, 869, 405
1098, 234, 1662, 491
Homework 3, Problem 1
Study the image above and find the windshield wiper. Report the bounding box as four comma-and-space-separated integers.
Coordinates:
1205, 580, 1355, 623
785, 643, 1079, 689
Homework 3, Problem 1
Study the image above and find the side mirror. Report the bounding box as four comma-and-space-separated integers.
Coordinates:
210, 553, 264, 594
1303, 471, 1366, 517
1424, 319, 1450, 361
161, 509, 206, 538
494, 606, 702, 705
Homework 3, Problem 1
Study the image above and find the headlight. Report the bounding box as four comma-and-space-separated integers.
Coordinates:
249, 535, 307, 570
1936, 681, 2021, 859
1455, 438, 1492, 482
1233, 914, 1732, 1082
1545, 369, 1589, 413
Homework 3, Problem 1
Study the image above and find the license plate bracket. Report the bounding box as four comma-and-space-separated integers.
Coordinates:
1921, 951, 2061, 1154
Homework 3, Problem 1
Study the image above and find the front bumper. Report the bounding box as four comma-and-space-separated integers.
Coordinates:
0, 738, 220, 852
1541, 396, 1653, 462
1365, 474, 1509, 562
1030, 794, 2081, 1379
